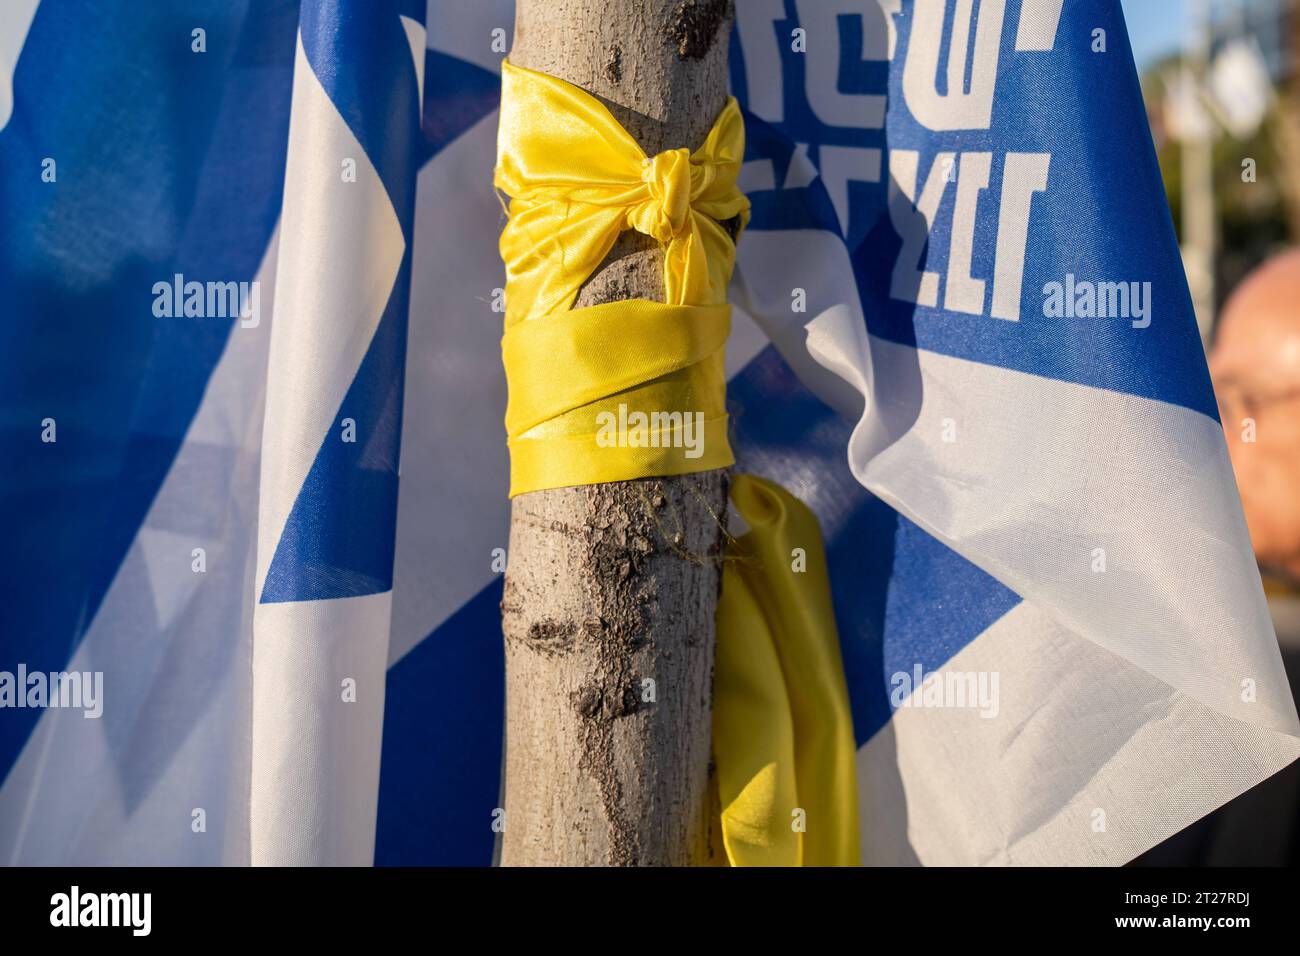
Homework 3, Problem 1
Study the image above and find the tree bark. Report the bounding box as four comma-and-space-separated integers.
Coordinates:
499, 0, 735, 866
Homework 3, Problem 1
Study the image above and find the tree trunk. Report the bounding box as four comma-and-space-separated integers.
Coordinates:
499, 0, 735, 866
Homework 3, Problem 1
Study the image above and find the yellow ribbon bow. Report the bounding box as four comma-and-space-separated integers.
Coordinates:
495, 59, 749, 497
494, 60, 860, 867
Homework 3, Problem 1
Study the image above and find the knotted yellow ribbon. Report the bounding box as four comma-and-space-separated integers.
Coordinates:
495, 59, 748, 498
495, 60, 859, 866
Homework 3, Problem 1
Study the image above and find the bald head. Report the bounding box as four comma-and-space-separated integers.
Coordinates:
1210, 248, 1300, 578
1212, 248, 1300, 392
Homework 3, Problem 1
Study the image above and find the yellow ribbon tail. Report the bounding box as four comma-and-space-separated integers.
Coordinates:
714, 474, 862, 867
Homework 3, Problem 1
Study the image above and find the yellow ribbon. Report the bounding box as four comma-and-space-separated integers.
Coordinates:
495, 60, 859, 866
717, 476, 861, 866
495, 59, 749, 498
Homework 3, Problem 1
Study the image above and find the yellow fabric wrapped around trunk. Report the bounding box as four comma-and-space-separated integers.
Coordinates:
495, 59, 748, 498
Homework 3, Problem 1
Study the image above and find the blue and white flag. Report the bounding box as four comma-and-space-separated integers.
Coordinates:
1, 0, 1296, 866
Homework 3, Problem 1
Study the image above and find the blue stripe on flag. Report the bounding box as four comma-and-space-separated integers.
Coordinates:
259, 248, 412, 602
298, 0, 421, 227
375, 578, 505, 866
260, 0, 423, 603
417, 50, 501, 168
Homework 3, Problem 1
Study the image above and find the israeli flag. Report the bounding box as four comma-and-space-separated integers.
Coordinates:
1, 0, 1295, 866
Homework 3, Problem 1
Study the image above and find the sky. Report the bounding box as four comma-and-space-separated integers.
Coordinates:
1121, 0, 1187, 69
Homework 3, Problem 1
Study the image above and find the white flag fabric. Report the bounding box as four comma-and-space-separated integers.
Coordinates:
1, 0, 1296, 866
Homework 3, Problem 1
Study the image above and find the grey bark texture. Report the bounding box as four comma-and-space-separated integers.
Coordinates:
499, 0, 736, 866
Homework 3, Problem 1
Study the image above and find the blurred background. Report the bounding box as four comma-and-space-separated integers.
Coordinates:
1125, 0, 1297, 337
1122, 0, 1300, 865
